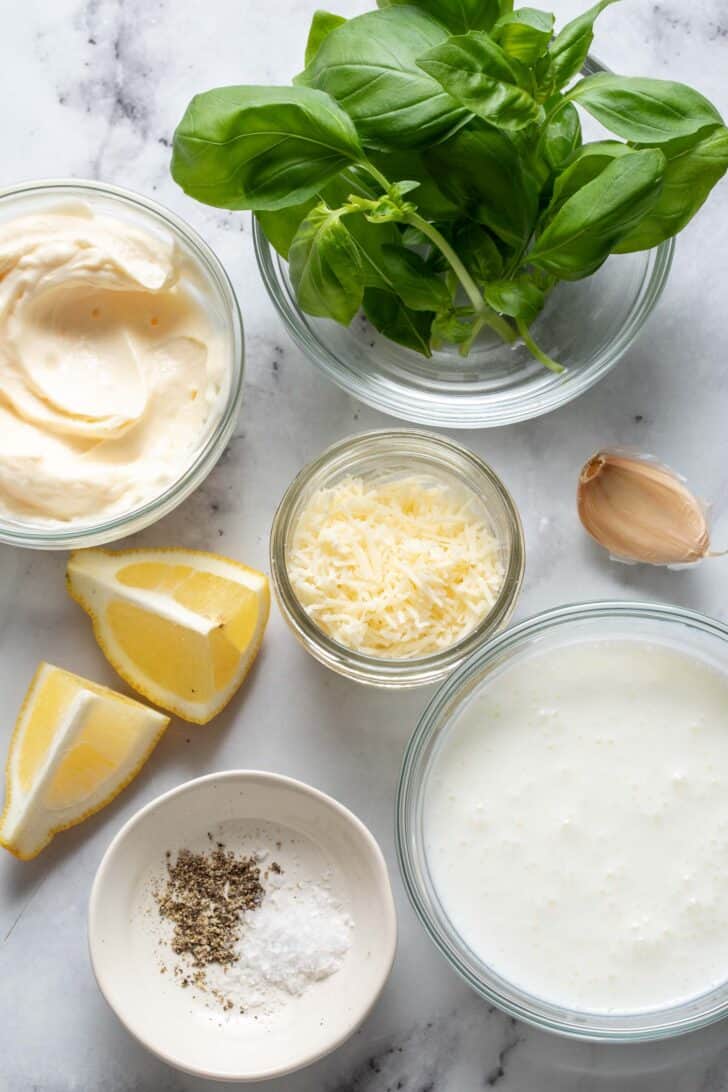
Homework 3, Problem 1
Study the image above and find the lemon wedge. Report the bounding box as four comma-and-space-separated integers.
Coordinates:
67, 547, 270, 724
0, 664, 169, 860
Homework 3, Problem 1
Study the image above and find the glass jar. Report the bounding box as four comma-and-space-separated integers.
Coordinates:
269, 430, 525, 687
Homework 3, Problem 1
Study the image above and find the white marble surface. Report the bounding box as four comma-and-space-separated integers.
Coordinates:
1, 1, 728, 1089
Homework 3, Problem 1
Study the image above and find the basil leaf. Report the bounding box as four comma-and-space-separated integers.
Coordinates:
529, 147, 666, 278
454, 222, 505, 281
431, 309, 477, 347
297, 7, 467, 150
542, 100, 582, 171
330, 188, 416, 292
492, 8, 554, 65
546, 140, 632, 219
378, 245, 451, 310
428, 125, 539, 247
363, 287, 434, 355
256, 169, 378, 258
367, 149, 461, 220
304, 10, 346, 67
615, 125, 728, 252
257, 200, 316, 258
376, 0, 504, 33
483, 275, 545, 323
172, 86, 363, 211
570, 74, 724, 144
288, 204, 363, 323
418, 31, 544, 131
548, 0, 620, 92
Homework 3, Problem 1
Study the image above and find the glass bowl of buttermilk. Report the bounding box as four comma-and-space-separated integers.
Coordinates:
253, 58, 673, 430
269, 430, 525, 688
0, 179, 244, 549
397, 601, 728, 1040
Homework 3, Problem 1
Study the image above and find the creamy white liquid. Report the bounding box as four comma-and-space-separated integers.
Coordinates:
425, 639, 728, 1013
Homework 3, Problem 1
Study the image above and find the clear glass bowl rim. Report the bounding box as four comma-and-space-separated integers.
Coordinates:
252, 55, 675, 429
0, 178, 245, 550
269, 429, 525, 687
396, 600, 728, 1041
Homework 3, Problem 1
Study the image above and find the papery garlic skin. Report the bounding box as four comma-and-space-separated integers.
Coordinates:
577, 451, 710, 566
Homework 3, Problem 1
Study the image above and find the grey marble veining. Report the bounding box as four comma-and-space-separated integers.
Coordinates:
1, 1, 728, 1089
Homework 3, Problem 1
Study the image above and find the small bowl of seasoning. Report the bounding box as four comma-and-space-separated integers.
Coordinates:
270, 430, 525, 687
89, 770, 396, 1082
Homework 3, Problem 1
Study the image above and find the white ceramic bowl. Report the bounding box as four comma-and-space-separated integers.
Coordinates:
89, 771, 397, 1081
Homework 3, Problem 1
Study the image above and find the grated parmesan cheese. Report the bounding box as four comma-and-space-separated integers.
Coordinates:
287, 474, 505, 659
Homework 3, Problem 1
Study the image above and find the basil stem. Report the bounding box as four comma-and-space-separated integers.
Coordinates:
361, 159, 518, 344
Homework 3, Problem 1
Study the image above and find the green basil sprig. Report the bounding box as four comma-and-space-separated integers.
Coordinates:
171, 1, 728, 369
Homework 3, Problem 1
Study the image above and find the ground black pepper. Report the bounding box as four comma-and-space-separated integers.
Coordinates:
154, 846, 264, 969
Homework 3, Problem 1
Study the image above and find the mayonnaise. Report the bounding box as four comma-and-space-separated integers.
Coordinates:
0, 201, 230, 524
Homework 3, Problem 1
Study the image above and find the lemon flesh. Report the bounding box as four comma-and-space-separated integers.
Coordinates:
67, 548, 270, 724
0, 663, 168, 859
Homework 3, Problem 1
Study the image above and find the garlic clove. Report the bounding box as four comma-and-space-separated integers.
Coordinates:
577, 450, 710, 566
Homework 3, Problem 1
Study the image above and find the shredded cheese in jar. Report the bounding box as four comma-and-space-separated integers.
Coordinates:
287, 474, 505, 659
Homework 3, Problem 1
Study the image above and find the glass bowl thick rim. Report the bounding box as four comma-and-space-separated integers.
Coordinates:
252, 55, 675, 429
396, 600, 728, 1041
0, 178, 245, 550
269, 429, 525, 687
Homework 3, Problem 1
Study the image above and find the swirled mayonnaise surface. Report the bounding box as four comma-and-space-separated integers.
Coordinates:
0, 201, 229, 524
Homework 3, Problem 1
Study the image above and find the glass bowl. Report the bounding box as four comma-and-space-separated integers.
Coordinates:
0, 179, 244, 550
397, 601, 728, 1041
269, 430, 525, 688
253, 58, 674, 429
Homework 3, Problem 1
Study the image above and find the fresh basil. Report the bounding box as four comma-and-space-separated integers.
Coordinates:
492, 8, 554, 65
297, 7, 466, 149
431, 308, 479, 349
417, 31, 544, 131
304, 11, 346, 67
546, 0, 620, 92
257, 170, 379, 258
483, 275, 545, 323
257, 199, 316, 258
366, 149, 461, 220
615, 125, 728, 252
541, 99, 582, 171
570, 74, 724, 143
546, 140, 632, 219
454, 222, 505, 282
530, 148, 666, 278
428, 125, 539, 247
288, 203, 364, 323
376, 0, 506, 34
363, 288, 434, 355
378, 245, 452, 310
173, 0, 728, 371
172, 86, 364, 210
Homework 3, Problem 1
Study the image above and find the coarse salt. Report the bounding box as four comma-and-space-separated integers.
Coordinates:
205, 874, 353, 1009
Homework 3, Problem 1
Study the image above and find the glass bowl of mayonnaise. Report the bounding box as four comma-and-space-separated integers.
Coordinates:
0, 180, 244, 549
